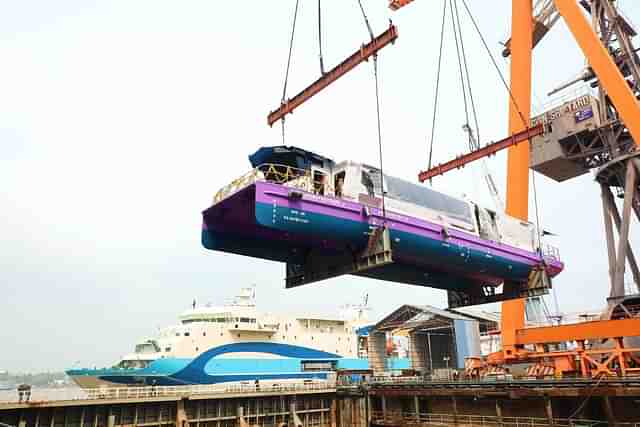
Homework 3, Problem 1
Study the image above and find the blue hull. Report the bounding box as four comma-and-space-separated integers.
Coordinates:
68, 342, 410, 387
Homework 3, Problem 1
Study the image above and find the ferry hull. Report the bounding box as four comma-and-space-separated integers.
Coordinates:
202, 182, 563, 290
67, 342, 407, 389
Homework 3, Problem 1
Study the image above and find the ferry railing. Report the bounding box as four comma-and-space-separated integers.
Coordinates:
0, 381, 336, 405
371, 411, 640, 427
212, 163, 336, 204
362, 375, 640, 388
541, 243, 561, 263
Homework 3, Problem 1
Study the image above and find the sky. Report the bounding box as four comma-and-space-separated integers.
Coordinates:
2, 0, 640, 373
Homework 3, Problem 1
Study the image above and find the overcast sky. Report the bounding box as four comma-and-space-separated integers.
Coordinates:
2, 1, 640, 373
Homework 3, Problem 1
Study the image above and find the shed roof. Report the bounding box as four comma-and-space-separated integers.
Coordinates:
372, 304, 478, 333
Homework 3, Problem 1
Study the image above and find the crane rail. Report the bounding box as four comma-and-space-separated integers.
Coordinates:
418, 124, 544, 182
267, 23, 398, 126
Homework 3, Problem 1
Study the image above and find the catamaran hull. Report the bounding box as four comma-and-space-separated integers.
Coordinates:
202, 181, 563, 290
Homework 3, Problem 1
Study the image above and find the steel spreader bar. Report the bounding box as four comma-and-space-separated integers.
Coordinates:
418, 124, 543, 182
267, 23, 398, 127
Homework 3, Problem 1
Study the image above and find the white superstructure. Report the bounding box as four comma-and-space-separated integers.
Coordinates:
117, 287, 369, 369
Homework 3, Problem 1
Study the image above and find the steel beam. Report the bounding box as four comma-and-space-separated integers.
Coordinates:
515, 318, 640, 345
614, 162, 636, 298
418, 125, 543, 182
602, 185, 619, 289
554, 0, 640, 147
603, 185, 640, 291
267, 24, 398, 126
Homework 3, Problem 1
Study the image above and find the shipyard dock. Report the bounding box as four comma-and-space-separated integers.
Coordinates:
2, 378, 640, 427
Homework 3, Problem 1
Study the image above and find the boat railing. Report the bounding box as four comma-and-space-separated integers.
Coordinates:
0, 381, 336, 405
213, 163, 336, 204
370, 410, 640, 427
541, 243, 561, 263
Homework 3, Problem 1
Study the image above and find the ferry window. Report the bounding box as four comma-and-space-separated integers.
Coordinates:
203, 332, 206, 336
184, 332, 190, 337
165, 347, 171, 352
240, 317, 251, 323
334, 171, 346, 198
195, 347, 199, 352
384, 174, 473, 224
175, 333, 180, 337
361, 171, 375, 196
313, 171, 326, 195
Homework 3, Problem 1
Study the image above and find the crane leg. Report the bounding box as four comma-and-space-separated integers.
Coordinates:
502, 0, 533, 359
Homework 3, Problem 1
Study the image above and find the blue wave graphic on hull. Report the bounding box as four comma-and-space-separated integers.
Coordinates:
171, 342, 340, 384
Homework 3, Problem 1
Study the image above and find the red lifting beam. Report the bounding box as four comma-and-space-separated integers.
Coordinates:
418, 124, 544, 182
268, 23, 398, 127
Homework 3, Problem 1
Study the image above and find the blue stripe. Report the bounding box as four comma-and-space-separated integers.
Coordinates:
254, 202, 531, 281
172, 342, 340, 384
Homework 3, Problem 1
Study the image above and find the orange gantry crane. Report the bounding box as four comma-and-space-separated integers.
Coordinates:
398, 0, 640, 377
267, 0, 640, 377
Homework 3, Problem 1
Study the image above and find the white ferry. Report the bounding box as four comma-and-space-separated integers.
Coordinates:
67, 288, 408, 389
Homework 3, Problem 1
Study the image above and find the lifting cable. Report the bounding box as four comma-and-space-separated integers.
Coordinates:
357, 0, 387, 220
427, 0, 448, 177
280, 0, 301, 145
459, 0, 528, 128
450, 0, 471, 148
451, 0, 481, 150
318, 0, 326, 75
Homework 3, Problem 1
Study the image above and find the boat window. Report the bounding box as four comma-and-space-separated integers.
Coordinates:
313, 171, 327, 195
240, 317, 252, 323
334, 171, 346, 198
184, 332, 190, 337
165, 347, 171, 352
135, 341, 160, 354
361, 171, 375, 197
384, 174, 473, 224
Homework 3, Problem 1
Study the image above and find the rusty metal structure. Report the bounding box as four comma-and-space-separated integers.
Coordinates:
267, 24, 398, 127
418, 124, 544, 182
392, 0, 640, 378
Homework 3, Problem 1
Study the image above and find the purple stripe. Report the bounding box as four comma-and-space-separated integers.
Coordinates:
256, 182, 564, 272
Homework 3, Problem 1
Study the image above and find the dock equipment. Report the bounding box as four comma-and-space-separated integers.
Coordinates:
252, 0, 640, 378
390, 0, 640, 377
267, 23, 398, 127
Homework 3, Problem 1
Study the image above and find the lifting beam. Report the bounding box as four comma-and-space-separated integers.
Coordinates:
267, 23, 398, 126
418, 124, 543, 182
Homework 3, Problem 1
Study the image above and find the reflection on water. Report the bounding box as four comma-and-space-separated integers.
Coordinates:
0, 384, 87, 403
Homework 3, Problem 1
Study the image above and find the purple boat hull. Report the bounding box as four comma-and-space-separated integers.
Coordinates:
202, 181, 563, 292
